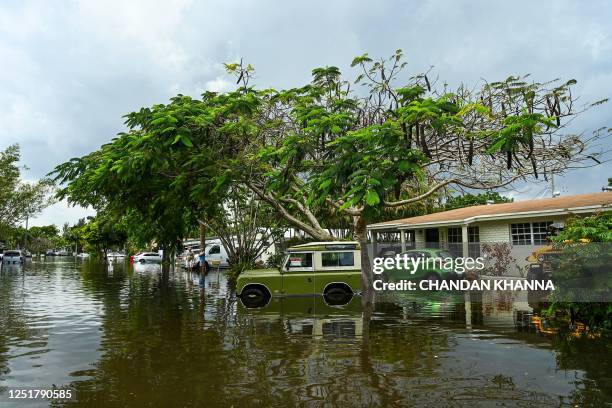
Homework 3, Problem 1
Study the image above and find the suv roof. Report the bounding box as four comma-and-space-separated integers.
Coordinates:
289, 241, 360, 251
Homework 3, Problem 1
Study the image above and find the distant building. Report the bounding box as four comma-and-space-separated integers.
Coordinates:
367, 192, 612, 275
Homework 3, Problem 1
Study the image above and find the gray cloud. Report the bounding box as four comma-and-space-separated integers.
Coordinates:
1, 0, 610, 226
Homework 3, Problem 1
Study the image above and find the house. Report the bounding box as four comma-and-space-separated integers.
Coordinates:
367, 192, 612, 275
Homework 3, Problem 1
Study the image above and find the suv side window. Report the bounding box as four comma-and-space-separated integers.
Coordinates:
209, 245, 220, 255
285, 252, 313, 270
321, 251, 355, 267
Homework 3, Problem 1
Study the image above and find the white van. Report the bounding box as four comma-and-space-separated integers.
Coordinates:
184, 242, 229, 271
183, 236, 276, 271
203, 243, 229, 269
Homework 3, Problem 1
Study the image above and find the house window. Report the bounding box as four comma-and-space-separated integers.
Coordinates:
447, 228, 462, 243
510, 222, 553, 245
468, 226, 480, 257
321, 251, 355, 267
510, 223, 532, 245
532, 221, 553, 245
425, 228, 440, 248
447, 227, 462, 257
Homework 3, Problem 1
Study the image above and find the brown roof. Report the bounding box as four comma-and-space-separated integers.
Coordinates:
368, 192, 612, 229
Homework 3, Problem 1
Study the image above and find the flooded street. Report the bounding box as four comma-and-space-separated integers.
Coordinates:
0, 258, 610, 407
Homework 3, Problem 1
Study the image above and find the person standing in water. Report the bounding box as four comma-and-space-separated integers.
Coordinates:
186, 249, 195, 270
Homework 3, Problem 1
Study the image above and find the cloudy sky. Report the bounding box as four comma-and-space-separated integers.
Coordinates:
1, 0, 610, 227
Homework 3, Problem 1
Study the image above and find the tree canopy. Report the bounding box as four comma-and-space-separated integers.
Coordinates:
52, 51, 608, 289
444, 192, 513, 210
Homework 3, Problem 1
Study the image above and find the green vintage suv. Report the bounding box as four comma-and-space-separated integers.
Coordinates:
237, 242, 362, 307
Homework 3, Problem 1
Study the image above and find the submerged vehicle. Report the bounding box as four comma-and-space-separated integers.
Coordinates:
2, 250, 24, 265
382, 248, 467, 282
133, 252, 162, 264
194, 243, 229, 271
237, 241, 362, 307
107, 252, 126, 261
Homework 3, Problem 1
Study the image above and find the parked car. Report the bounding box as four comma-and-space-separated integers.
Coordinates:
133, 252, 162, 264
237, 241, 362, 307
382, 248, 464, 282
107, 252, 126, 261
1, 250, 24, 265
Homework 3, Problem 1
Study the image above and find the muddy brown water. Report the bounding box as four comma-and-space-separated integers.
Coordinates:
0, 259, 610, 407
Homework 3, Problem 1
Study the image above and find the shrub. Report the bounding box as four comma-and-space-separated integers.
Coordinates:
481, 242, 518, 276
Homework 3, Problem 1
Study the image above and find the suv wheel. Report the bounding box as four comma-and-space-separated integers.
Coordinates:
240, 286, 270, 308
323, 284, 353, 306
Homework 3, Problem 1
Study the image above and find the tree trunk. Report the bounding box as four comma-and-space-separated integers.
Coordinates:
353, 215, 374, 303
161, 244, 169, 263
199, 222, 206, 251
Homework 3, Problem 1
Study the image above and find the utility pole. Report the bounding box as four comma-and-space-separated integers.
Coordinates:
551, 174, 560, 197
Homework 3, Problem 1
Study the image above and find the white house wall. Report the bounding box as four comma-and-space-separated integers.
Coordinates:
477, 220, 512, 243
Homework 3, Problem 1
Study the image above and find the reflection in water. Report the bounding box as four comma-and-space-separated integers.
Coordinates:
0, 260, 609, 407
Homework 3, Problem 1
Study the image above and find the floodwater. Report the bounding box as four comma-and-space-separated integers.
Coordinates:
0, 258, 610, 407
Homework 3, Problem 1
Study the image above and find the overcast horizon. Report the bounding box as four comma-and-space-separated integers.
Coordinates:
1, 0, 611, 227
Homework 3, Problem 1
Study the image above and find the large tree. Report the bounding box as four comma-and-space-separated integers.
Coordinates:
231, 52, 607, 293
53, 52, 607, 295
52, 87, 271, 257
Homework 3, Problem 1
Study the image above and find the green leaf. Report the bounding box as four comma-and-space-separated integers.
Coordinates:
350, 53, 372, 67
398, 160, 413, 172
180, 135, 193, 148
319, 179, 332, 190
365, 190, 380, 206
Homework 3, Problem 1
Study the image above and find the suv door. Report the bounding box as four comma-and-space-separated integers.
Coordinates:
281, 252, 315, 295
